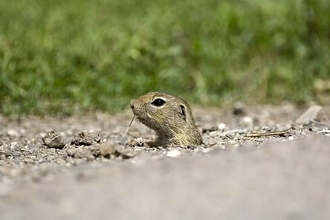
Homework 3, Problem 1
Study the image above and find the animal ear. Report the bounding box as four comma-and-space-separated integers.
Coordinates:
179, 104, 187, 122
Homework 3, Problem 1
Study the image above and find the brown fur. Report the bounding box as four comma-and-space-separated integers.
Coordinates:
130, 91, 203, 147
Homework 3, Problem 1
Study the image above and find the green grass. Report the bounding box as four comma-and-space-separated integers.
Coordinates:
0, 0, 329, 115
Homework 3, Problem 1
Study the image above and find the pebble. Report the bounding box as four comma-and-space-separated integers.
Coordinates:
318, 129, 330, 136
100, 141, 136, 159
228, 140, 239, 147
202, 148, 212, 153
232, 102, 246, 116
166, 149, 181, 158
10, 142, 18, 147
296, 105, 322, 124
218, 123, 226, 130
99, 141, 115, 157
288, 136, 295, 141
24, 158, 36, 164
71, 131, 101, 146
112, 126, 121, 134
262, 127, 272, 132
241, 117, 253, 127
206, 140, 217, 146
215, 144, 226, 149
209, 131, 218, 137
42, 131, 65, 149
7, 130, 19, 137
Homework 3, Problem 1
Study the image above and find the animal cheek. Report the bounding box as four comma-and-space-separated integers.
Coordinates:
156, 113, 167, 123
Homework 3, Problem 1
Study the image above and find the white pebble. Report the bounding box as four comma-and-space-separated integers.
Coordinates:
209, 131, 218, 137
7, 130, 19, 137
202, 148, 211, 153
241, 117, 253, 127
166, 149, 181, 158
10, 142, 18, 146
39, 132, 47, 138
218, 123, 226, 130
296, 105, 322, 124
288, 136, 295, 141
318, 129, 330, 136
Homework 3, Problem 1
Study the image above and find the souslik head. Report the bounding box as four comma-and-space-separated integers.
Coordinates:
130, 91, 203, 147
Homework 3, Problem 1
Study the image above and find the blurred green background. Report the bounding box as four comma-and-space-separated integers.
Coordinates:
0, 0, 329, 116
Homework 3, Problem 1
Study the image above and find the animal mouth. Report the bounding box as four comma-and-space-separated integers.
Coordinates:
136, 116, 156, 131
136, 117, 148, 126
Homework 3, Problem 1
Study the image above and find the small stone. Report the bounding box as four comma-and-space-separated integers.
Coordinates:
218, 123, 226, 130
71, 131, 101, 146
209, 131, 218, 137
42, 131, 65, 149
215, 144, 226, 149
99, 141, 115, 157
296, 105, 322, 124
166, 149, 181, 158
262, 127, 272, 132
24, 158, 35, 164
100, 141, 136, 159
10, 142, 18, 147
228, 140, 240, 147
202, 127, 218, 133
113, 145, 136, 159
318, 129, 330, 136
232, 102, 246, 116
228, 140, 236, 145
288, 136, 295, 141
202, 148, 211, 153
7, 130, 19, 137
206, 140, 217, 146
240, 117, 253, 127
66, 148, 76, 157
126, 138, 145, 147
112, 126, 121, 134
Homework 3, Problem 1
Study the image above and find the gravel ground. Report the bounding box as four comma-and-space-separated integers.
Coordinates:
0, 104, 329, 220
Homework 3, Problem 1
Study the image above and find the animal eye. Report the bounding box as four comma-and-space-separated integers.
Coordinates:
151, 98, 166, 107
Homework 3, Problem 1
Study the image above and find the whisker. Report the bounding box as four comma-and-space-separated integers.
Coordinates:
120, 115, 135, 143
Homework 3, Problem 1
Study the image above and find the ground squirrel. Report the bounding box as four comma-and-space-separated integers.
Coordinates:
130, 91, 203, 147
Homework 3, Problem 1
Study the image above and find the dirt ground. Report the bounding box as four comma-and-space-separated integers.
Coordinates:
0, 104, 329, 220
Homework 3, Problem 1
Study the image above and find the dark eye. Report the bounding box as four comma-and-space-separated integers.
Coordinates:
151, 98, 166, 107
